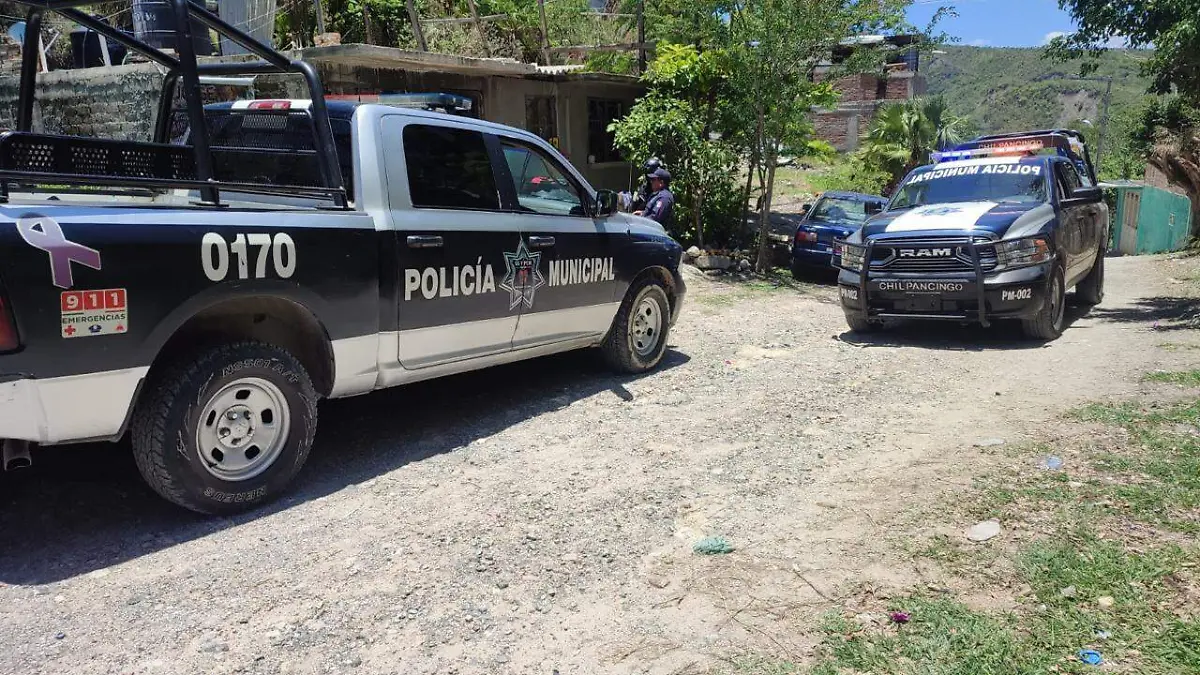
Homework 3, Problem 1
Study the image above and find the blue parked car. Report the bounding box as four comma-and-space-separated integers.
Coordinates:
792, 191, 887, 278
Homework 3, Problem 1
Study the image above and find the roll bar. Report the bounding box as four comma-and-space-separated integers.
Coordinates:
4, 0, 346, 207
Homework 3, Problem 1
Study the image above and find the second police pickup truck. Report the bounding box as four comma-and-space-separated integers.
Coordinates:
0, 1, 684, 514
835, 130, 1108, 341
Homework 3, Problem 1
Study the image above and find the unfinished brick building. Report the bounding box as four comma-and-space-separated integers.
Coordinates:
813, 35, 926, 151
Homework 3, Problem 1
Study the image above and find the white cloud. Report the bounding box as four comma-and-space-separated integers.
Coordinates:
1103, 35, 1129, 49
969, 39, 990, 47
1042, 31, 1067, 46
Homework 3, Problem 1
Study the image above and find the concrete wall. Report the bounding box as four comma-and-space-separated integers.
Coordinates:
559, 79, 641, 192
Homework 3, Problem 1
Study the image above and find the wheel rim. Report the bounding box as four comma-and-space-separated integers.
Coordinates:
630, 294, 664, 357
195, 377, 291, 482
1051, 274, 1065, 329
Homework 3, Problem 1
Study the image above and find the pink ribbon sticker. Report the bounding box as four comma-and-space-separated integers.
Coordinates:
15, 215, 102, 289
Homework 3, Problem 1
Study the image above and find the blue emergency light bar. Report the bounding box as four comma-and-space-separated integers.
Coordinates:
933, 134, 1076, 164
378, 92, 474, 113
932, 145, 1066, 163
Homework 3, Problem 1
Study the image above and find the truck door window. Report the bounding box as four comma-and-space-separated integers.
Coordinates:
499, 140, 586, 217
403, 124, 500, 211
1056, 161, 1082, 199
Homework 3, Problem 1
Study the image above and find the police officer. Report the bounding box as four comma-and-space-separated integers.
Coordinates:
631, 157, 665, 212
636, 167, 675, 227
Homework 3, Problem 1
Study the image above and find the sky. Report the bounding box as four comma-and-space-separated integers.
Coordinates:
906, 0, 1083, 49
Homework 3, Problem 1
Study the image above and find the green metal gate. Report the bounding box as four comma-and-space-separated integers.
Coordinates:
1110, 182, 1193, 255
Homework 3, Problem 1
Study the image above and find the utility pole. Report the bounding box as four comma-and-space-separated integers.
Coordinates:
1067, 75, 1114, 174
636, 0, 645, 74
1096, 77, 1113, 169
466, 0, 489, 56
314, 0, 326, 35
537, 0, 550, 65
406, 0, 427, 51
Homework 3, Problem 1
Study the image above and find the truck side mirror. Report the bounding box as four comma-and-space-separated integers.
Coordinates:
593, 189, 618, 217
1064, 186, 1103, 206
801, 203, 812, 213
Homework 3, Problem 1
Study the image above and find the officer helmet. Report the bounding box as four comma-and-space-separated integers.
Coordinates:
642, 157, 663, 174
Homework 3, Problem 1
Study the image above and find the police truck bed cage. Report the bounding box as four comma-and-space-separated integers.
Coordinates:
0, 0, 347, 207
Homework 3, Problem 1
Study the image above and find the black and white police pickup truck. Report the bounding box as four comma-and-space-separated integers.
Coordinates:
834, 131, 1108, 340
0, 1, 684, 513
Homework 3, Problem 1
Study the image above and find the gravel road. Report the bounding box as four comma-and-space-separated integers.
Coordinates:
3, 255, 1200, 675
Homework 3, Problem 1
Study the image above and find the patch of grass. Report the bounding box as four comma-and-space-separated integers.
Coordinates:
1070, 397, 1200, 533
811, 597, 1056, 675
1146, 370, 1200, 387
968, 466, 1078, 520
1157, 342, 1200, 352
749, 393, 1200, 674
693, 268, 827, 308
804, 535, 1200, 675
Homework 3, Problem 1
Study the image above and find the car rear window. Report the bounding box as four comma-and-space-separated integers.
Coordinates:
402, 124, 500, 211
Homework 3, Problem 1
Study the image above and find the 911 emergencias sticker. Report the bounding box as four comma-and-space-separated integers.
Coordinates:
60, 289, 127, 338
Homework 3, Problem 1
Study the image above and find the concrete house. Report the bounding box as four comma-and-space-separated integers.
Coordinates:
0, 43, 646, 192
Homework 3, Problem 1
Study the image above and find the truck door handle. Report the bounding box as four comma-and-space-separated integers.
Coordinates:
406, 235, 444, 249
527, 236, 555, 249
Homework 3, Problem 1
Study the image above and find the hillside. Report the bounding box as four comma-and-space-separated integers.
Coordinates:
924, 45, 1157, 136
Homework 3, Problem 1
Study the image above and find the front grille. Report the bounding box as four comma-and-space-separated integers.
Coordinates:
870, 236, 997, 273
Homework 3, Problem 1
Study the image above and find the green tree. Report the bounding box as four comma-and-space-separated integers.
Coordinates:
727, 0, 917, 272
1049, 0, 1200, 230
609, 43, 742, 247
860, 96, 966, 192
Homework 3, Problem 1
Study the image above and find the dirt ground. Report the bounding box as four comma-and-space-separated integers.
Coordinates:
4, 254, 1200, 675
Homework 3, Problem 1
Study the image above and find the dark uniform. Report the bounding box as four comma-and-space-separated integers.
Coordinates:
631, 157, 664, 212
641, 167, 675, 228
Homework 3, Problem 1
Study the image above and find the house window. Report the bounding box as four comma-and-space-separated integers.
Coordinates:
525, 96, 558, 145
587, 98, 625, 164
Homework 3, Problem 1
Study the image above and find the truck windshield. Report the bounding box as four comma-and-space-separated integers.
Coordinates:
889, 162, 1048, 210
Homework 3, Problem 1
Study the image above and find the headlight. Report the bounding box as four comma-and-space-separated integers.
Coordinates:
835, 240, 865, 272
995, 236, 1052, 270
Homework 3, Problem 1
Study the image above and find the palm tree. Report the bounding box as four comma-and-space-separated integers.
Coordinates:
862, 96, 966, 191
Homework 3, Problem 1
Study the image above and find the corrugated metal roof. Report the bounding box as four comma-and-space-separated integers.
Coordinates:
535, 64, 587, 75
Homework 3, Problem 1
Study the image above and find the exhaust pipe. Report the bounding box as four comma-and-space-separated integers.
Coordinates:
3, 439, 31, 471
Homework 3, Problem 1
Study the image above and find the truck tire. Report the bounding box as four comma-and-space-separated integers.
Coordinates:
844, 312, 882, 334
602, 277, 671, 373
1021, 267, 1066, 341
131, 341, 318, 515
1075, 251, 1105, 306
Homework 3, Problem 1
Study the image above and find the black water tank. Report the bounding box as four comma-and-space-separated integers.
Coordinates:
69, 23, 130, 68
131, 0, 215, 55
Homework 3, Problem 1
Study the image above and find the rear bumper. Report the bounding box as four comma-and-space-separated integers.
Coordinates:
792, 245, 835, 268
838, 262, 1053, 322
0, 367, 146, 444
